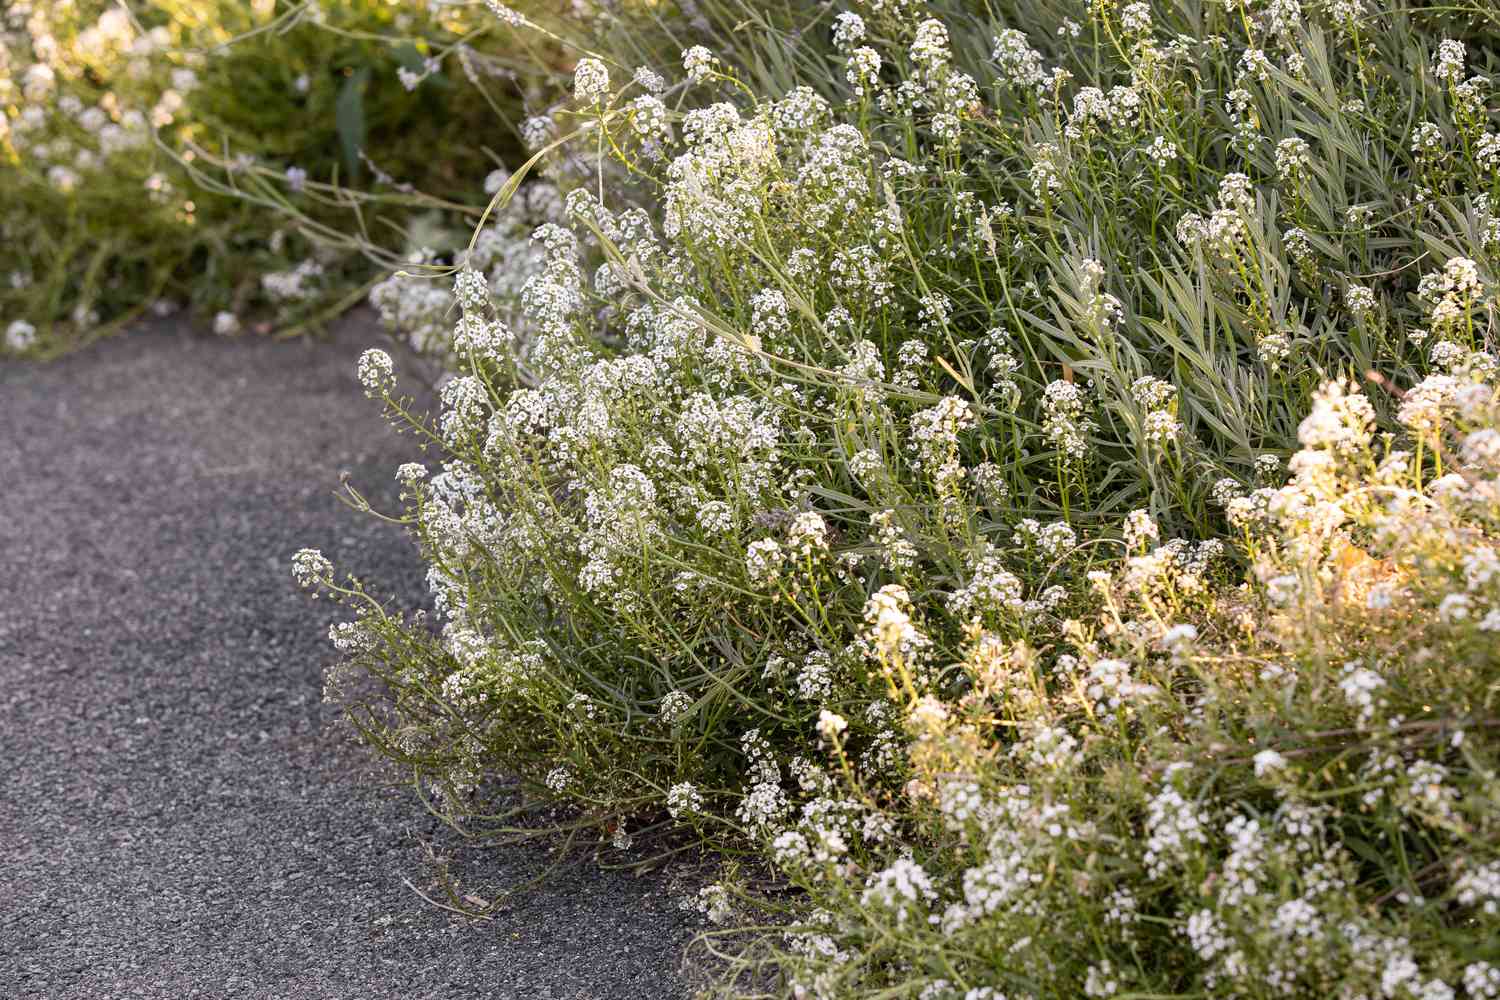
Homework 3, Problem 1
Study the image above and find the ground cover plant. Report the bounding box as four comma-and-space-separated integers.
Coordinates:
0, 0, 571, 356
721, 377, 1500, 997
263, 0, 1500, 993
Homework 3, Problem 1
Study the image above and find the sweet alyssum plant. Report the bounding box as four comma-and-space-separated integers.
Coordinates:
1, 0, 206, 353
727, 371, 1500, 998
295, 0, 1497, 992
0, 0, 545, 355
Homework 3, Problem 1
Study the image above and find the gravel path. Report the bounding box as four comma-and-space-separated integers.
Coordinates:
0, 317, 695, 999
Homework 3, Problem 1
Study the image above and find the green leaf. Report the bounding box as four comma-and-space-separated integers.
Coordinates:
391, 42, 425, 72
335, 66, 370, 179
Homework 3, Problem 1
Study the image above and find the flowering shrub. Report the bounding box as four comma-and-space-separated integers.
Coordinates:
297, 0, 1500, 991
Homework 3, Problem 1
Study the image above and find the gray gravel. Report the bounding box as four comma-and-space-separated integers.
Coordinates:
0, 316, 696, 999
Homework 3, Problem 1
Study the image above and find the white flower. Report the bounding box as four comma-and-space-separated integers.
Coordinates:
816, 710, 848, 741
1297, 379, 1374, 452
1438, 593, 1472, 622
1143, 409, 1182, 445
453, 268, 489, 311
833, 11, 866, 50
1042, 379, 1094, 461
696, 883, 734, 923
291, 548, 333, 589
1086, 657, 1158, 719
659, 690, 694, 724
1121, 1, 1152, 33
1465, 963, 1500, 999
1145, 135, 1179, 169
683, 46, 716, 82
483, 168, 511, 195
47, 166, 79, 193
746, 538, 784, 588
696, 501, 734, 533
1434, 39, 1465, 83
1160, 623, 1198, 651
864, 585, 926, 662
772, 830, 810, 868
947, 554, 1023, 619
1275, 136, 1311, 181
1253, 749, 1288, 777
1143, 784, 1208, 877
633, 65, 665, 94
1084, 961, 1120, 998
847, 47, 882, 96
1123, 509, 1159, 550
357, 348, 395, 393
910, 19, 952, 68
1345, 284, 1376, 314
212, 311, 241, 337
573, 57, 610, 104
908, 695, 950, 735
993, 29, 1048, 91
797, 653, 835, 701
667, 781, 702, 818
860, 858, 935, 925
485, 1, 526, 25
1456, 863, 1500, 915
4, 320, 37, 352
787, 511, 830, 559
1339, 663, 1386, 727
328, 621, 374, 653
520, 115, 555, 150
